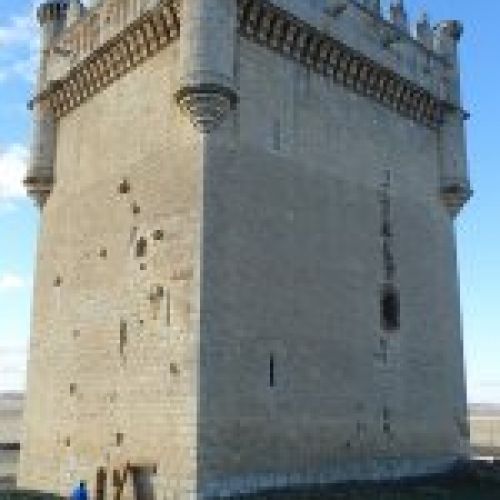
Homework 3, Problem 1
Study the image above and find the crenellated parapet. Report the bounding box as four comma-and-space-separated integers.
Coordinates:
433, 20, 471, 216
27, 0, 471, 213
42, 1, 180, 119
25, 1, 69, 208
238, 0, 443, 127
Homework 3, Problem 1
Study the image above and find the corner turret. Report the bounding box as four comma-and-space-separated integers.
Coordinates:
390, 0, 408, 32
25, 1, 68, 208
433, 20, 471, 216
175, 0, 238, 132
415, 12, 433, 50
37, 1, 69, 84
66, 0, 85, 27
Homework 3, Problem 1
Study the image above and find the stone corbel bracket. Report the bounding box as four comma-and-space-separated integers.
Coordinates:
440, 179, 473, 217
175, 84, 238, 133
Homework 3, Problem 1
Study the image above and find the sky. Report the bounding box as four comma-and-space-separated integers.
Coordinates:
0, 1, 499, 402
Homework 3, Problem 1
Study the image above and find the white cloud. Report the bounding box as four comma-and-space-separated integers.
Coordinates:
0, 10, 38, 85
0, 15, 34, 47
0, 144, 28, 201
0, 274, 25, 291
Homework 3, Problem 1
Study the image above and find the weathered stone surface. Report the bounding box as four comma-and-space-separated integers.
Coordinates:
21, 0, 471, 498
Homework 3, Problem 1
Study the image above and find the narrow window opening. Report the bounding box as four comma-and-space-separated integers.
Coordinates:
269, 354, 275, 387
69, 383, 77, 395
272, 118, 281, 151
116, 432, 124, 446
119, 320, 127, 355
99, 248, 108, 259
382, 406, 390, 421
65, 437, 71, 447
381, 286, 400, 331
53, 276, 63, 287
136, 237, 147, 258
166, 289, 171, 327
170, 362, 179, 376
382, 406, 391, 434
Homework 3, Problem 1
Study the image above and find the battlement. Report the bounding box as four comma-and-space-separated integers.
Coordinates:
28, 0, 470, 214
37, 1, 69, 25
268, 0, 463, 106
40, 0, 464, 110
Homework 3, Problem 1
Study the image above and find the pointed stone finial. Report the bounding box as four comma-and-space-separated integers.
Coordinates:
66, 0, 85, 27
434, 20, 464, 58
390, 0, 408, 31
325, 0, 349, 18
416, 12, 433, 49
364, 0, 381, 15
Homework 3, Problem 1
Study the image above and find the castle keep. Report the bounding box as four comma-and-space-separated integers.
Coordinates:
20, 0, 472, 498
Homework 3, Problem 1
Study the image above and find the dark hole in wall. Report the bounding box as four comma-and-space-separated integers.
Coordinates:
131, 202, 141, 215
99, 248, 108, 259
118, 179, 131, 194
136, 237, 147, 258
69, 383, 77, 395
65, 437, 71, 447
381, 285, 400, 331
53, 276, 63, 287
153, 229, 164, 241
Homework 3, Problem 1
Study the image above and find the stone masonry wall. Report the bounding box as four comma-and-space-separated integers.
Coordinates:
19, 42, 203, 499
197, 36, 468, 496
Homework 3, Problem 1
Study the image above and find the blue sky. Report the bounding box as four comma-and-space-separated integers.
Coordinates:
0, 1, 499, 402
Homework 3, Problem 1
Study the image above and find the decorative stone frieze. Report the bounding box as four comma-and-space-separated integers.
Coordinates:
38, 0, 180, 119
31, 0, 459, 130
237, 0, 444, 128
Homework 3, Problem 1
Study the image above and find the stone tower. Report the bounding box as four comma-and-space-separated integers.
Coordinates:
20, 0, 471, 498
